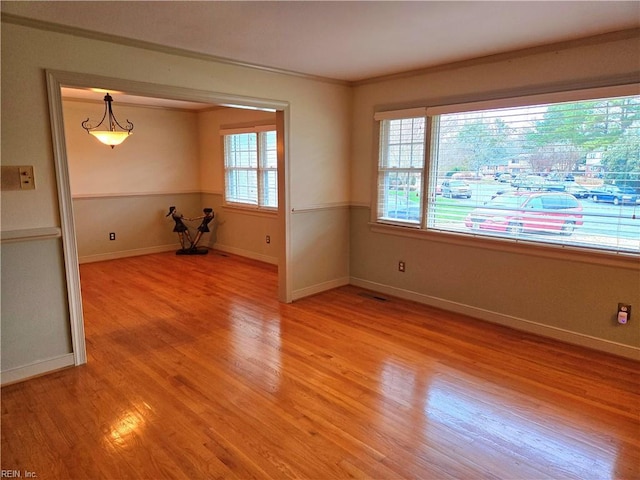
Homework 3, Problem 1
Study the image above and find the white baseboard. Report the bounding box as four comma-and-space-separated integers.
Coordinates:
350, 277, 640, 361
213, 244, 278, 265
79, 244, 279, 266
78, 245, 177, 264
1, 353, 75, 386
292, 277, 350, 301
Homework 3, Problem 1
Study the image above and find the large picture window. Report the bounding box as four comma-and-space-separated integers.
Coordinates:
223, 128, 277, 209
376, 88, 640, 255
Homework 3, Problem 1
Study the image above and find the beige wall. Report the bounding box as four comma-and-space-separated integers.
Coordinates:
1, 19, 351, 382
64, 100, 280, 263
64, 100, 201, 196
349, 33, 640, 356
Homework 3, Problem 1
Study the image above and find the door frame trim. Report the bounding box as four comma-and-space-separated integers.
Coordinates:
45, 70, 292, 366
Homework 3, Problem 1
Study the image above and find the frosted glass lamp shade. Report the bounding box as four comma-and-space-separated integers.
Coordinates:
89, 130, 132, 147
81, 93, 134, 148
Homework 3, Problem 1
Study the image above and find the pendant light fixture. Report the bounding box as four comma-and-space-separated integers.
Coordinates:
81, 93, 133, 148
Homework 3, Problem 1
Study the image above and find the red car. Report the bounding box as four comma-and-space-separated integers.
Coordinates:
465, 192, 583, 236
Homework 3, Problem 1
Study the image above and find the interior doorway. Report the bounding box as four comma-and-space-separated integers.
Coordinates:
46, 70, 290, 367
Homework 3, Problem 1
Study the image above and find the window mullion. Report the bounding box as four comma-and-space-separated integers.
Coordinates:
256, 133, 264, 207
423, 116, 435, 228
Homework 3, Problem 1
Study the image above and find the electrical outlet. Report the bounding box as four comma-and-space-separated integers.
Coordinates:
398, 261, 405, 272
617, 303, 631, 325
109, 232, 116, 241
266, 235, 271, 244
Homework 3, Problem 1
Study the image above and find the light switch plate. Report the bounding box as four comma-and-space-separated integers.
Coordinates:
19, 166, 35, 189
1, 166, 35, 190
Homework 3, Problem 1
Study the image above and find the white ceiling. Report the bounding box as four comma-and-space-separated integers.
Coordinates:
3, 1, 639, 83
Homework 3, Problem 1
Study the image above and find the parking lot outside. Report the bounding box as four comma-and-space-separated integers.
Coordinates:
386, 177, 640, 253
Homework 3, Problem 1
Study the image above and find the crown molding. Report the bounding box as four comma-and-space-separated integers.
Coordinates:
1, 12, 349, 87
354, 28, 640, 86
3, 13, 638, 88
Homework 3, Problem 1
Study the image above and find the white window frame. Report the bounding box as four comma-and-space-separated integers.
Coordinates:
375, 109, 428, 225
373, 84, 640, 266
222, 125, 277, 210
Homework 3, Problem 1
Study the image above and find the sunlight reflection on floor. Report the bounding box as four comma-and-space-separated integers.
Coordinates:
377, 359, 617, 479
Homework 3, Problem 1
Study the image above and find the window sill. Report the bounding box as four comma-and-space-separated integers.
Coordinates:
369, 222, 640, 270
223, 204, 278, 217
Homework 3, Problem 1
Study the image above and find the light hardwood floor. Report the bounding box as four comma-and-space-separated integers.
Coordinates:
2, 251, 639, 479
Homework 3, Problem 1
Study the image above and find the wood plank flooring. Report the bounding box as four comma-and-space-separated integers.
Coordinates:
2, 251, 639, 479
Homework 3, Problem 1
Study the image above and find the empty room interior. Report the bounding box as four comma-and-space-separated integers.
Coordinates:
1, 2, 639, 479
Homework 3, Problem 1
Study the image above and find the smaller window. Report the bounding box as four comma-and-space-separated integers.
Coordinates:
377, 116, 425, 224
223, 129, 277, 209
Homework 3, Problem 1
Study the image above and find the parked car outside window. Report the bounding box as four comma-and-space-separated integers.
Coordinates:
512, 175, 565, 192
441, 180, 472, 198
589, 185, 640, 205
386, 205, 420, 222
464, 192, 583, 236
496, 173, 513, 183
564, 183, 590, 199
510, 173, 534, 188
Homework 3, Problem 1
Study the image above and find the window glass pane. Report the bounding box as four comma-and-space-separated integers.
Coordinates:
262, 131, 278, 169
381, 118, 425, 169
261, 170, 278, 208
226, 169, 258, 205
224, 130, 277, 208
378, 117, 425, 223
225, 133, 258, 168
379, 171, 422, 223
428, 95, 640, 253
